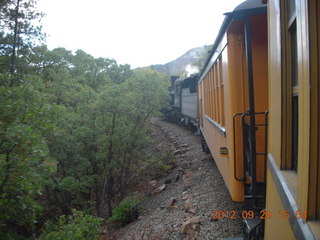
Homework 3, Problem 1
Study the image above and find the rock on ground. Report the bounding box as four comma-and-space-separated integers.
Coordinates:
113, 118, 244, 240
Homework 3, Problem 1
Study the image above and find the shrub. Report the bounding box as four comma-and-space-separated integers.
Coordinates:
38, 209, 103, 240
108, 195, 142, 227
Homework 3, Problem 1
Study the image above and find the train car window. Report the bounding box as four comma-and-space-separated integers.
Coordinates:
205, 76, 208, 116
219, 56, 225, 126
212, 66, 217, 121
288, 1, 298, 172
215, 63, 221, 124
291, 95, 298, 170
210, 68, 213, 120
202, 52, 226, 129
200, 98, 203, 127
290, 19, 298, 171
281, 0, 298, 172
290, 21, 298, 88
199, 82, 204, 127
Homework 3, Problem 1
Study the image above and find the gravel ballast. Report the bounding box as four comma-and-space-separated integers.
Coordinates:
114, 118, 244, 240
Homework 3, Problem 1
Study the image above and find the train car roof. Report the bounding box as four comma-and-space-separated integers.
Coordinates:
173, 74, 198, 93
174, 74, 199, 86
233, 0, 266, 12
197, 0, 267, 83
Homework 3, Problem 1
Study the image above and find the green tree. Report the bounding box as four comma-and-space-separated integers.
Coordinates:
38, 209, 103, 240
94, 68, 170, 217
0, 82, 57, 239
0, 0, 44, 77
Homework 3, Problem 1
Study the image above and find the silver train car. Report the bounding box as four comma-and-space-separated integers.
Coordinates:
166, 74, 199, 127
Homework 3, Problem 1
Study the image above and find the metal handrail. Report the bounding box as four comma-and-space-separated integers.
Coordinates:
233, 111, 269, 183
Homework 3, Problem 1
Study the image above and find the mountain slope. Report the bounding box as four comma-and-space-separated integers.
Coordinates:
147, 46, 211, 77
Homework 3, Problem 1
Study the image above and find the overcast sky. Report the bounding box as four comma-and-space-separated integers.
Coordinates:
38, 0, 244, 68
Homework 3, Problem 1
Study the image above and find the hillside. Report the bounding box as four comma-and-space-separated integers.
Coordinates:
147, 46, 211, 77
108, 118, 244, 239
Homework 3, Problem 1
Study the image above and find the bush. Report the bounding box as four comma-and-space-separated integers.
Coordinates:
108, 195, 142, 227
38, 209, 103, 240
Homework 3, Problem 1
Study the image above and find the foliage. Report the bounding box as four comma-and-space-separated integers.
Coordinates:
0, 82, 57, 239
0, 0, 45, 76
0, 0, 171, 238
108, 195, 143, 227
38, 209, 103, 240
0, 49, 170, 238
144, 151, 175, 179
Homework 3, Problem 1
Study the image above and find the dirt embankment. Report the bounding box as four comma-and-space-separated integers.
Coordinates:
110, 118, 244, 240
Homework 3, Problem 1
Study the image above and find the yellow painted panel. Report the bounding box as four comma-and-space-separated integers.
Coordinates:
309, 221, 320, 240
267, 0, 282, 166
226, 21, 247, 197
250, 14, 269, 182
202, 120, 232, 191
201, 25, 246, 201
265, 169, 295, 240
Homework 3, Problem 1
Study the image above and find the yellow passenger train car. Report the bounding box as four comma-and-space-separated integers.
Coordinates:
198, 0, 268, 238
197, 0, 320, 239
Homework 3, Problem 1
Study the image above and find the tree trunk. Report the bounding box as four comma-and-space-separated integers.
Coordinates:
106, 174, 114, 217
10, 0, 20, 77
95, 183, 101, 216
105, 112, 116, 217
98, 112, 117, 217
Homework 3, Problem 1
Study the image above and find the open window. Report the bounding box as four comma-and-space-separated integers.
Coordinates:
281, 0, 299, 172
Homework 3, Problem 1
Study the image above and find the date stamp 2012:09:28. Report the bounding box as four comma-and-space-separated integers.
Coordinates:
212, 210, 307, 220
